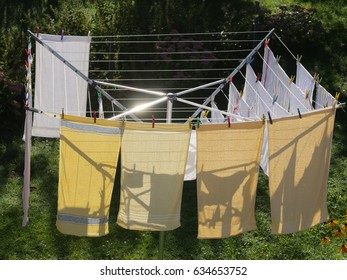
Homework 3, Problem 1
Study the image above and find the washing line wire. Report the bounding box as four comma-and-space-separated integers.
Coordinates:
274, 33, 297, 61
91, 30, 271, 38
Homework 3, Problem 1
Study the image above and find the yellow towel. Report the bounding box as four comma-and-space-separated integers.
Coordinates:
56, 115, 122, 237
117, 122, 191, 231
268, 106, 336, 234
196, 121, 264, 239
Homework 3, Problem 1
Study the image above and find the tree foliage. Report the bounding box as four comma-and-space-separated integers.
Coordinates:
0, 0, 346, 139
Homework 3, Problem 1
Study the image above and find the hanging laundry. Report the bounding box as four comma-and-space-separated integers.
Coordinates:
117, 122, 191, 231
275, 62, 311, 113
97, 92, 105, 119
315, 84, 335, 109
261, 45, 311, 113
200, 111, 210, 124
32, 34, 91, 138
228, 81, 258, 121
22, 41, 33, 227
56, 115, 122, 237
261, 44, 276, 97
184, 130, 197, 181
210, 101, 225, 123
244, 64, 289, 118
296, 62, 315, 103
244, 64, 290, 176
196, 121, 264, 239
268, 105, 336, 234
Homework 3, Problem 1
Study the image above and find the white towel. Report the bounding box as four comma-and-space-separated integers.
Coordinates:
32, 34, 91, 138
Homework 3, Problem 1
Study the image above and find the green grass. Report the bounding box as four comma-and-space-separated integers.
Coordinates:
0, 121, 346, 260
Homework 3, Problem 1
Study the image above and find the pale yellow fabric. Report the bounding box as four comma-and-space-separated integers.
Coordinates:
268, 106, 336, 234
56, 115, 122, 237
117, 122, 191, 231
196, 121, 264, 239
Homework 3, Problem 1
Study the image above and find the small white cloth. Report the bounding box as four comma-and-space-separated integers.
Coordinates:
228, 82, 258, 121
210, 101, 225, 123
296, 62, 315, 103
244, 64, 289, 119
276, 63, 311, 114
184, 130, 197, 181
261, 45, 276, 97
315, 84, 335, 109
32, 34, 91, 138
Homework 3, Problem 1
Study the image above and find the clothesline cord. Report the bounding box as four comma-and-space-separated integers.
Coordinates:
274, 33, 297, 61
91, 39, 262, 44
90, 49, 253, 55
90, 68, 233, 73
94, 77, 225, 81
91, 30, 271, 38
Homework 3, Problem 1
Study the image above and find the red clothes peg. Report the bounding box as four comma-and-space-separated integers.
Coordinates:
227, 116, 231, 128
264, 38, 270, 46
256, 73, 262, 82
93, 111, 97, 123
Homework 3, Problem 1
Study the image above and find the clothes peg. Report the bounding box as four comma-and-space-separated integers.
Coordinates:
239, 90, 244, 97
93, 111, 97, 123
25, 48, 31, 57
313, 73, 320, 84
188, 117, 192, 129
289, 75, 295, 84
305, 90, 310, 99
272, 95, 278, 105
35, 27, 40, 37
264, 38, 270, 47
267, 112, 273, 125
61, 108, 64, 119
297, 55, 302, 62
233, 104, 239, 112
61, 29, 64, 40
152, 115, 155, 128
196, 117, 201, 128
335, 92, 340, 101
227, 116, 231, 128
276, 55, 281, 63
203, 110, 209, 118
256, 73, 262, 82
229, 76, 233, 83
262, 114, 266, 124
297, 108, 302, 119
